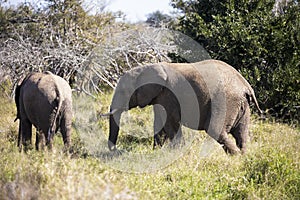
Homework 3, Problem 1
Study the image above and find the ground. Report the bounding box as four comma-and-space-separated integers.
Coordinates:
0, 92, 299, 199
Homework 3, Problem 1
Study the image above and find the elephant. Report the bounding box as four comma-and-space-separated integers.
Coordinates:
105, 59, 263, 155
15, 71, 73, 151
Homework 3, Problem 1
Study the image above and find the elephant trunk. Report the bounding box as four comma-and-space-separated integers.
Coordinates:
108, 109, 122, 151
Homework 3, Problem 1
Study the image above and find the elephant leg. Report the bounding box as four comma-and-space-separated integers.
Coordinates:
169, 124, 183, 148
35, 129, 45, 151
153, 130, 167, 149
152, 88, 184, 148
165, 107, 183, 148
153, 104, 183, 148
231, 105, 250, 154
153, 104, 167, 149
60, 111, 72, 149
17, 121, 22, 151
45, 127, 54, 150
164, 116, 183, 148
217, 132, 240, 155
206, 125, 240, 154
35, 129, 39, 150
46, 133, 54, 150
21, 119, 32, 151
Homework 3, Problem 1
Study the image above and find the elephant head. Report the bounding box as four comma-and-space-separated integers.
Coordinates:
108, 64, 168, 150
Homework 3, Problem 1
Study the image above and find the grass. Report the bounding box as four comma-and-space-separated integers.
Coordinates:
0, 90, 299, 199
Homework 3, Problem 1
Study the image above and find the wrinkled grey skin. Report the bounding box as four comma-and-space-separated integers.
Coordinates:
107, 60, 262, 155
15, 71, 73, 151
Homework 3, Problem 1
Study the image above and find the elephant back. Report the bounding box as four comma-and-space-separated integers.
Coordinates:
19, 72, 72, 135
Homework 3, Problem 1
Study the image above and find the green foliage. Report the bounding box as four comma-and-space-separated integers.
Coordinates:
172, 0, 300, 122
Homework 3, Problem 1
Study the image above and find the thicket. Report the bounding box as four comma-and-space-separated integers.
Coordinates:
0, 0, 174, 96
0, 0, 299, 123
171, 0, 300, 123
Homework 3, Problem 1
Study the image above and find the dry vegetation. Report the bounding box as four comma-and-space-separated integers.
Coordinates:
0, 91, 299, 199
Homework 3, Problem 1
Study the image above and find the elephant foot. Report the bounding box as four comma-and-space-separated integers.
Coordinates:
108, 140, 117, 151
169, 136, 185, 149
153, 133, 166, 149
218, 134, 241, 155
240, 147, 247, 155
222, 145, 241, 155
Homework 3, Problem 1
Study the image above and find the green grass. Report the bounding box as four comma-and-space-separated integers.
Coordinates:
0, 91, 299, 199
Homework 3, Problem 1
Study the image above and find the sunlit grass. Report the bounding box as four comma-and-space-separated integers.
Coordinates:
0, 90, 299, 199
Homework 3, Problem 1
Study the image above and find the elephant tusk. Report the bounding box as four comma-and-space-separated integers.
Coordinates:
100, 108, 120, 117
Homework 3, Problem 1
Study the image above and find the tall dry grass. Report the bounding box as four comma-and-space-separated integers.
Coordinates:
0, 91, 299, 199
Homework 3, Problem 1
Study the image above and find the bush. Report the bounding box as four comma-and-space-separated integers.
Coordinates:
172, 0, 300, 123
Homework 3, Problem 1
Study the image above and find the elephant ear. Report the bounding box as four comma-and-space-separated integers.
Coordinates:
135, 64, 168, 108
14, 74, 31, 121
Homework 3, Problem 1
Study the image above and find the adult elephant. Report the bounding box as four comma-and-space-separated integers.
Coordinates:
105, 60, 262, 155
15, 71, 73, 151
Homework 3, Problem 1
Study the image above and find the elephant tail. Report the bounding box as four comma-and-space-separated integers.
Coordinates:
47, 87, 63, 144
252, 93, 263, 115
14, 82, 22, 122
246, 90, 263, 115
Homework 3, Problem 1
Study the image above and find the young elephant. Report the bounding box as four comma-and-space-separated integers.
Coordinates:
15, 71, 73, 151
105, 59, 262, 155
